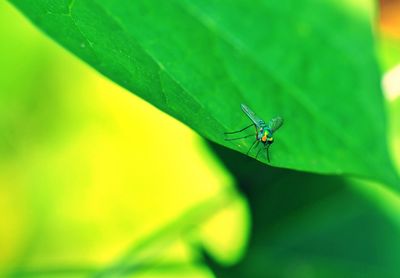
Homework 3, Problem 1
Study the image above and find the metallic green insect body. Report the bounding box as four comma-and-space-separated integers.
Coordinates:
224, 104, 283, 162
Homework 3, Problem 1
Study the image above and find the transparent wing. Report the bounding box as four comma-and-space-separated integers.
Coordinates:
240, 104, 266, 127
268, 116, 284, 133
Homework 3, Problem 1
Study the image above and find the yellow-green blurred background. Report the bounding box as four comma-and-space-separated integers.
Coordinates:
0, 2, 249, 277
1, 1, 400, 277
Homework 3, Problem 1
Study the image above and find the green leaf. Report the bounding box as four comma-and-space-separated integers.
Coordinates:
9, 0, 399, 187
204, 143, 400, 277
390, 97, 400, 171
379, 35, 400, 71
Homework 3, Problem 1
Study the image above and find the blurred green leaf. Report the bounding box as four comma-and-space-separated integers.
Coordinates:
9, 0, 398, 187
390, 97, 400, 171
205, 143, 400, 278
390, 98, 400, 136
379, 35, 400, 71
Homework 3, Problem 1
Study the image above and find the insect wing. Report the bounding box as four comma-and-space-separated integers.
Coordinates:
268, 116, 283, 133
241, 104, 266, 128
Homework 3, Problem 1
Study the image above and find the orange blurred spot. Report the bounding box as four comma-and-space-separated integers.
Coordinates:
380, 0, 400, 38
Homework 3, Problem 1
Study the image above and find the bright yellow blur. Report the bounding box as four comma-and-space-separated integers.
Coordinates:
0, 2, 248, 277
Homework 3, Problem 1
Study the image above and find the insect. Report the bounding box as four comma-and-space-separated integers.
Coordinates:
224, 104, 283, 162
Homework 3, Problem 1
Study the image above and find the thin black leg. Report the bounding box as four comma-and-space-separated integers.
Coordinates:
224, 124, 254, 134
255, 147, 263, 159
224, 133, 255, 141
246, 140, 258, 155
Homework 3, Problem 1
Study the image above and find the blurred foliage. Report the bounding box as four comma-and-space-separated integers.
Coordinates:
205, 143, 400, 277
390, 97, 400, 171
10, 0, 399, 187
0, 2, 248, 277
379, 0, 400, 70
379, 36, 400, 71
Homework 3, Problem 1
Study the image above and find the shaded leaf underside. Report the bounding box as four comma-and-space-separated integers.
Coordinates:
205, 143, 400, 277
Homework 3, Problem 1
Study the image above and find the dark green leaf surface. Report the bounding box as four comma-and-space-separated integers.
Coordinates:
205, 143, 400, 277
10, 0, 399, 186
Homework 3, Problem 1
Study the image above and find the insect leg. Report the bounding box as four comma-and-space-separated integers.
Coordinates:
255, 147, 263, 159
246, 140, 258, 155
224, 133, 255, 141
224, 124, 254, 135
266, 144, 270, 163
